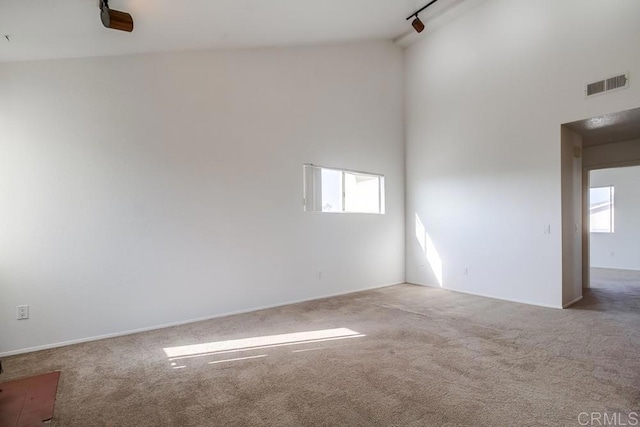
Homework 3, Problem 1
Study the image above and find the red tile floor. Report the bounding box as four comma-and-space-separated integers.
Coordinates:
0, 372, 60, 427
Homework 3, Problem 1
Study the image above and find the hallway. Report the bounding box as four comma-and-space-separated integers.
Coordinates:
581, 268, 640, 315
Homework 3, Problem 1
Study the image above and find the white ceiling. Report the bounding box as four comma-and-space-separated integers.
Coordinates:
0, 0, 465, 63
565, 108, 640, 147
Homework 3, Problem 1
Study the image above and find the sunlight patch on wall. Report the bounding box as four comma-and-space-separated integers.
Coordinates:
415, 213, 443, 287
415, 214, 426, 253
425, 233, 443, 287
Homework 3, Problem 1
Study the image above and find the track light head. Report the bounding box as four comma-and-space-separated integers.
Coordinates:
100, 0, 134, 32
407, 0, 439, 34
411, 16, 425, 33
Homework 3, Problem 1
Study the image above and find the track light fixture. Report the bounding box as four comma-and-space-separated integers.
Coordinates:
411, 17, 425, 33
406, 0, 440, 34
100, 0, 134, 32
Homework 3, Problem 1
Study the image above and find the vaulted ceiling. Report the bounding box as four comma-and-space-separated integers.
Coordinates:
0, 0, 466, 62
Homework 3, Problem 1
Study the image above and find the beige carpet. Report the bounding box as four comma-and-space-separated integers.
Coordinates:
2, 274, 639, 426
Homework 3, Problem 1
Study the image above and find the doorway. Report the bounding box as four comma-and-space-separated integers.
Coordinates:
588, 165, 640, 293
561, 106, 640, 306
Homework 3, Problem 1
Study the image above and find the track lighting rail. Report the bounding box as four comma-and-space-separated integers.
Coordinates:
406, 0, 440, 21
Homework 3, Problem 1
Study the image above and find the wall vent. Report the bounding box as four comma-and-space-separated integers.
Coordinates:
586, 72, 629, 98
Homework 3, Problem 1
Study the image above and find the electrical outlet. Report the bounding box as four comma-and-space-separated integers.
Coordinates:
463, 267, 469, 276
317, 271, 322, 280
16, 305, 29, 320
543, 224, 551, 234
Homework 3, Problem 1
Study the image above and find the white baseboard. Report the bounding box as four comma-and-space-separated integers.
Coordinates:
0, 282, 403, 358
590, 266, 640, 272
562, 295, 583, 308
406, 282, 564, 310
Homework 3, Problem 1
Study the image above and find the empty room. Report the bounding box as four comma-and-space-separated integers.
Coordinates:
1, 0, 639, 426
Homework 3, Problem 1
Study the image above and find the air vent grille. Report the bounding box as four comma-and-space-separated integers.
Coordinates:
606, 74, 628, 91
587, 80, 605, 96
586, 72, 629, 98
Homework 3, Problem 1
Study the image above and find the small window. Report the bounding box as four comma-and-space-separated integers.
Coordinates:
303, 164, 385, 214
590, 186, 614, 233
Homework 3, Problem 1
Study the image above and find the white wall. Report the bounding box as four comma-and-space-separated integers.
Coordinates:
0, 42, 405, 355
561, 127, 582, 306
405, 0, 640, 308
584, 138, 640, 169
590, 166, 640, 271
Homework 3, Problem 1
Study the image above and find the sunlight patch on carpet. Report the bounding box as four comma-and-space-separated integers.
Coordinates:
163, 328, 365, 360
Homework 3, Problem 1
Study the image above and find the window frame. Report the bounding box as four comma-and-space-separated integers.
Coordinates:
303, 164, 385, 214
589, 185, 615, 233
